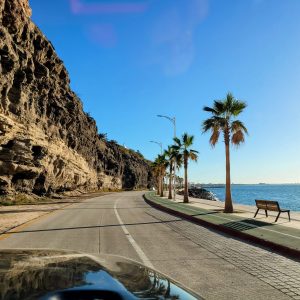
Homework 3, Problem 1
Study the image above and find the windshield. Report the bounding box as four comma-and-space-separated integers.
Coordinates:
0, 1, 299, 300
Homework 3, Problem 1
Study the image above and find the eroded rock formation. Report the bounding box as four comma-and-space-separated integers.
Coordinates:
0, 0, 152, 195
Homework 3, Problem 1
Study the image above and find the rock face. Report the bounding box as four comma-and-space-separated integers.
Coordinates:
0, 0, 152, 195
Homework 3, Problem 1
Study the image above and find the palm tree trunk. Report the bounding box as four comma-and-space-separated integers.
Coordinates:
184, 157, 189, 203
168, 163, 172, 199
160, 170, 164, 197
224, 141, 233, 213
156, 177, 160, 195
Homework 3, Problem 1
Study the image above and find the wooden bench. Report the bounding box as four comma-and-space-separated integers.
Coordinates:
254, 200, 290, 222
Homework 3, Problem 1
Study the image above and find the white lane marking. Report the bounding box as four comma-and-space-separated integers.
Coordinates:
167, 201, 300, 240
114, 199, 154, 269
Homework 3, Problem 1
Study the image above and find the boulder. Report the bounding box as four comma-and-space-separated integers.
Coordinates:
178, 188, 218, 201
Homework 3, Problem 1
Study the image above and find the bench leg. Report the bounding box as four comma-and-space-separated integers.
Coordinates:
254, 208, 259, 218
275, 212, 281, 222
265, 210, 268, 217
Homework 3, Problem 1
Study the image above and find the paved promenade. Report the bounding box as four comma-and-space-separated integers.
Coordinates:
146, 192, 300, 299
147, 192, 300, 253
174, 193, 300, 228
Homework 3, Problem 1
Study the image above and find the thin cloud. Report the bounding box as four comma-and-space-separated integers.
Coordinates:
87, 24, 117, 47
149, 0, 209, 76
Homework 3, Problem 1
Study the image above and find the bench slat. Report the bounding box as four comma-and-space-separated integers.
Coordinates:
255, 199, 280, 211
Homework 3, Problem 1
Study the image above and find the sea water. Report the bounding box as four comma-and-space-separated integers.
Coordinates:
208, 184, 300, 211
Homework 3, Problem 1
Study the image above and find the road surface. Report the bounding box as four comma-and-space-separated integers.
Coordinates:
0, 191, 299, 300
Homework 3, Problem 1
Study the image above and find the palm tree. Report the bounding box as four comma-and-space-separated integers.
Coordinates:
202, 92, 248, 213
151, 159, 161, 195
164, 146, 179, 199
153, 154, 168, 197
173, 133, 198, 203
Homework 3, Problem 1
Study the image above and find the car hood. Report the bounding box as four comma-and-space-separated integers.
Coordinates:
0, 249, 201, 300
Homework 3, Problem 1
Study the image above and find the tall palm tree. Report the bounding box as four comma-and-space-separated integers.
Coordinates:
202, 92, 248, 213
173, 133, 198, 203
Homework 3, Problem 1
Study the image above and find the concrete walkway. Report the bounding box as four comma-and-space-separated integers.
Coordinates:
146, 192, 300, 255
173, 193, 300, 229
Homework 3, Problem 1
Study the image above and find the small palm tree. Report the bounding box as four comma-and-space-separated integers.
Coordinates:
164, 146, 180, 199
173, 149, 183, 194
151, 160, 161, 195
173, 133, 198, 203
153, 154, 168, 197
202, 92, 248, 213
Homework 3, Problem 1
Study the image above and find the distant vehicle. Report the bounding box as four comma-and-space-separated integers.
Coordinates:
0, 249, 201, 300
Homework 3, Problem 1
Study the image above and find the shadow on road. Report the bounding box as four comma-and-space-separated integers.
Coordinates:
60, 206, 151, 210
5, 219, 184, 234
0, 206, 151, 214
3, 211, 216, 235
0, 209, 56, 214
222, 218, 271, 232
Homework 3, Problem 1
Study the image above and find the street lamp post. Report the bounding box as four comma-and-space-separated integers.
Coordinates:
149, 140, 162, 154
157, 115, 177, 200
150, 140, 163, 195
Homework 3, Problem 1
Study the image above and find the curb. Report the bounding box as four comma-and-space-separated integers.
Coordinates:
143, 193, 300, 262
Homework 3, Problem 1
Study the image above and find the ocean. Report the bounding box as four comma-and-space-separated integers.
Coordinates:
207, 184, 300, 211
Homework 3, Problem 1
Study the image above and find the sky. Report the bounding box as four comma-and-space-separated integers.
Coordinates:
29, 0, 300, 184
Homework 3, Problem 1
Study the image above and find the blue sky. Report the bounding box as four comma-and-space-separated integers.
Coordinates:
30, 0, 300, 184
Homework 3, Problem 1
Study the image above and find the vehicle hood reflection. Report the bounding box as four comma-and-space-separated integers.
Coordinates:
0, 249, 200, 300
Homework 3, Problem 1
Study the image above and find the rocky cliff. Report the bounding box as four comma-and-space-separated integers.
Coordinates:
0, 0, 152, 195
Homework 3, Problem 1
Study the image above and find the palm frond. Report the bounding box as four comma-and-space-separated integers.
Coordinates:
209, 126, 220, 147
202, 118, 218, 133
202, 116, 225, 133
231, 120, 248, 135
173, 133, 197, 165
231, 100, 247, 116
213, 100, 226, 114
231, 130, 245, 146
224, 93, 234, 112
175, 153, 183, 168
171, 145, 180, 151
182, 133, 194, 148
173, 137, 181, 147
189, 151, 198, 161
203, 106, 218, 114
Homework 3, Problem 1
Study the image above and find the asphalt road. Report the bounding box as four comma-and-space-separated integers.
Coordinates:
0, 191, 299, 300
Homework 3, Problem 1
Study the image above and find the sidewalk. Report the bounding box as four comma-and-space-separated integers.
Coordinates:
144, 192, 300, 258
174, 193, 300, 228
